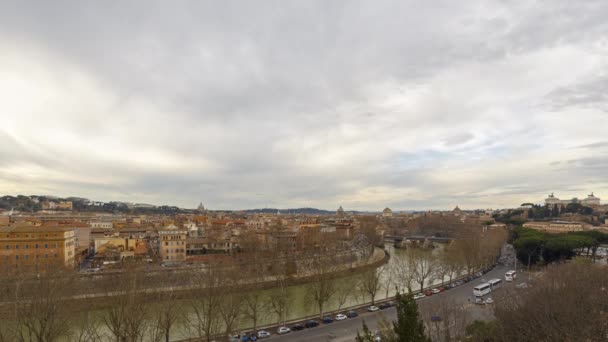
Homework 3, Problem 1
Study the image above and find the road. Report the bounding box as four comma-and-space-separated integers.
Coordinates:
267, 264, 513, 342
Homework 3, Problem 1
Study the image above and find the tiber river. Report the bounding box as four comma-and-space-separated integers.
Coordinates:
161, 243, 450, 340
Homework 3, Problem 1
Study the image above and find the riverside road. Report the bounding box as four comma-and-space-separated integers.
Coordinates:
269, 264, 513, 342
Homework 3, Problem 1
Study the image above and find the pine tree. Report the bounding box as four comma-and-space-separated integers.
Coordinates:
355, 320, 377, 342
392, 291, 430, 342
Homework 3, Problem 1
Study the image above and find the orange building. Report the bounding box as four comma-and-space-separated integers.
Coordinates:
0, 224, 76, 274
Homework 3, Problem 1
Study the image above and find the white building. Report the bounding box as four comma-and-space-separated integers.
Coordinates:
545, 193, 601, 207
382, 207, 393, 217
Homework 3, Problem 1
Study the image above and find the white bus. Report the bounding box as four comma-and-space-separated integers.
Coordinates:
505, 270, 517, 282
488, 278, 502, 290
473, 283, 491, 297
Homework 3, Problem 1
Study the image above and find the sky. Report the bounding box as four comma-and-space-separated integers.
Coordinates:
1, 1, 607, 211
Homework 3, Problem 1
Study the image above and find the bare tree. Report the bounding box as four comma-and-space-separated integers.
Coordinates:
185, 267, 225, 342
419, 297, 469, 342
14, 272, 73, 342
219, 267, 244, 337
334, 280, 356, 311
149, 274, 182, 342
269, 277, 291, 327
102, 270, 149, 342
493, 262, 608, 341
304, 255, 338, 319
393, 252, 416, 294
408, 248, 437, 292
358, 268, 383, 305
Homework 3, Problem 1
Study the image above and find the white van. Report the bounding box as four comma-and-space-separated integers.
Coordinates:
505, 270, 516, 282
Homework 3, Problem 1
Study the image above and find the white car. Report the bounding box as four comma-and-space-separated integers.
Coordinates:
335, 313, 347, 321
431, 288, 441, 294
485, 297, 494, 304
367, 305, 379, 312
257, 330, 271, 338
413, 293, 426, 300
276, 326, 290, 334
515, 283, 528, 289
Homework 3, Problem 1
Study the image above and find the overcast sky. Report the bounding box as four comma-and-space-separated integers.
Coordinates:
1, 1, 607, 211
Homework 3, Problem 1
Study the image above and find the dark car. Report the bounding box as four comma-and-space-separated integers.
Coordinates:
379, 301, 393, 309
304, 320, 319, 328
322, 316, 334, 324
291, 323, 305, 331
424, 290, 433, 296
346, 310, 358, 318
431, 315, 442, 322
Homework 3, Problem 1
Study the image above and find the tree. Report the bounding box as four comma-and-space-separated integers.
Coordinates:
149, 276, 181, 342
185, 268, 225, 342
355, 320, 377, 342
358, 268, 383, 305
102, 270, 149, 342
513, 233, 543, 270
269, 277, 291, 327
13, 272, 73, 342
304, 255, 338, 319
493, 262, 608, 341
408, 248, 436, 292
392, 292, 430, 342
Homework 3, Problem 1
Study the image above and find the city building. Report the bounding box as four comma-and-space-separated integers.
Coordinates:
158, 228, 187, 262
382, 207, 393, 217
336, 206, 345, 217
545, 192, 601, 207
0, 224, 76, 273
523, 221, 590, 234
41, 200, 73, 211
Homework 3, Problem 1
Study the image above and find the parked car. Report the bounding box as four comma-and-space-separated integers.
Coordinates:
249, 333, 258, 341
431, 315, 442, 322
431, 288, 440, 294
322, 316, 334, 324
424, 290, 433, 296
291, 323, 304, 331
304, 320, 319, 328
346, 310, 359, 318
516, 283, 528, 289
485, 297, 494, 304
438, 287, 445, 292
257, 330, 271, 338
474, 297, 485, 305
335, 313, 347, 321
413, 293, 426, 300
367, 305, 379, 312
379, 301, 393, 309
277, 326, 291, 334
241, 335, 249, 342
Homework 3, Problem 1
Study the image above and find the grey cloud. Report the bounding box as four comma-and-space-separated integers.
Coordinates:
1, 1, 608, 209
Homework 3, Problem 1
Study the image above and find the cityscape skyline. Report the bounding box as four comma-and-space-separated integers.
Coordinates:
1, 1, 608, 210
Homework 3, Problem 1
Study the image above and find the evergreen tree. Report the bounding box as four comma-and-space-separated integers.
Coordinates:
355, 320, 377, 342
392, 292, 430, 342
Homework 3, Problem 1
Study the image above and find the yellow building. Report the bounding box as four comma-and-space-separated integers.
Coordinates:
159, 229, 187, 262
0, 224, 76, 273
523, 221, 589, 234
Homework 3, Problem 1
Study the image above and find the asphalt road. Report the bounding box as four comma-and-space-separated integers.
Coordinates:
267, 264, 514, 342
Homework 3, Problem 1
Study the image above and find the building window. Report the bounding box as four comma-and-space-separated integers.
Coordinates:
15, 245, 19, 249
25, 244, 29, 249
25, 255, 29, 260
54, 243, 58, 248
54, 254, 58, 258
4, 245, 8, 250
15, 255, 19, 260
35, 244, 39, 249
44, 244, 48, 248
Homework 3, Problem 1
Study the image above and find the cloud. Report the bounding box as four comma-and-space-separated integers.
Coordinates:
0, 1, 608, 210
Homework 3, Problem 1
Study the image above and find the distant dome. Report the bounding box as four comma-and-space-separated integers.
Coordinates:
337, 206, 345, 216
383, 207, 392, 213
